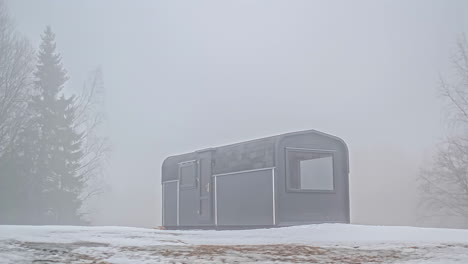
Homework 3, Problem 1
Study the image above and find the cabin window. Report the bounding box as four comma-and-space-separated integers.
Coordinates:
286, 149, 334, 191
179, 161, 197, 189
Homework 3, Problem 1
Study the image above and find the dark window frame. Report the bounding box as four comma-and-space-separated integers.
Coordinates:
285, 147, 336, 193
178, 160, 198, 189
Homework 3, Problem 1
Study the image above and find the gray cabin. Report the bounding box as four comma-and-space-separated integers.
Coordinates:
161, 129, 350, 229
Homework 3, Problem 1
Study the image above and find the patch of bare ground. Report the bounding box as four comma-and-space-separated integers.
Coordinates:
14, 241, 112, 264
5, 240, 468, 263
121, 244, 410, 263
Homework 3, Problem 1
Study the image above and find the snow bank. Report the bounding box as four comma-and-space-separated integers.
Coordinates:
0, 224, 467, 264
0, 224, 467, 246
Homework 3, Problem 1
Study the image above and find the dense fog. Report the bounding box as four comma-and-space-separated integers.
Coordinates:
1, 0, 467, 228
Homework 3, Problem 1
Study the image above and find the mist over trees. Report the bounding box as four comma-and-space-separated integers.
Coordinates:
0, 1, 108, 225
0, 1, 34, 162
419, 36, 468, 228
0, 0, 466, 229
0, 0, 35, 224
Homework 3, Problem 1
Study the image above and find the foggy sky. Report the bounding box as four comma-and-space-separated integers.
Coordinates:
7, 0, 468, 227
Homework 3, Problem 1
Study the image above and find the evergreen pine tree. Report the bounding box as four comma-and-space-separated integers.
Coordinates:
0, 118, 42, 224
29, 26, 86, 225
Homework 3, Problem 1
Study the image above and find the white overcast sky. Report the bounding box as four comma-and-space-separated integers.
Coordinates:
7, 0, 468, 227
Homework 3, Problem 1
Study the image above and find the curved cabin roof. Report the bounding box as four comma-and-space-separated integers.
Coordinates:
162, 129, 349, 182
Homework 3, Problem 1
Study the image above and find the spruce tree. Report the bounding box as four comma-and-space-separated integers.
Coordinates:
0, 119, 42, 224
30, 26, 85, 225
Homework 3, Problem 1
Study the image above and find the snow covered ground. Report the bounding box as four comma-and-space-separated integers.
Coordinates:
0, 224, 467, 264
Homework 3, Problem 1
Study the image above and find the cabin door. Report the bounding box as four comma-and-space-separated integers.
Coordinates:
197, 150, 213, 225
178, 160, 199, 226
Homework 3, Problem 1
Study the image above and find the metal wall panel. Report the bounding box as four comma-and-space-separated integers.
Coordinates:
215, 168, 274, 226
179, 188, 199, 226
162, 181, 178, 226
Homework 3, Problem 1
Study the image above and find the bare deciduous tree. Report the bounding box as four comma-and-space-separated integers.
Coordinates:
74, 68, 110, 218
419, 36, 468, 226
0, 0, 34, 159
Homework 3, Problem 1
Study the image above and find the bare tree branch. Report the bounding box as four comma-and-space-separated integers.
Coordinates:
0, 0, 34, 159
72, 68, 110, 208
419, 35, 468, 226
